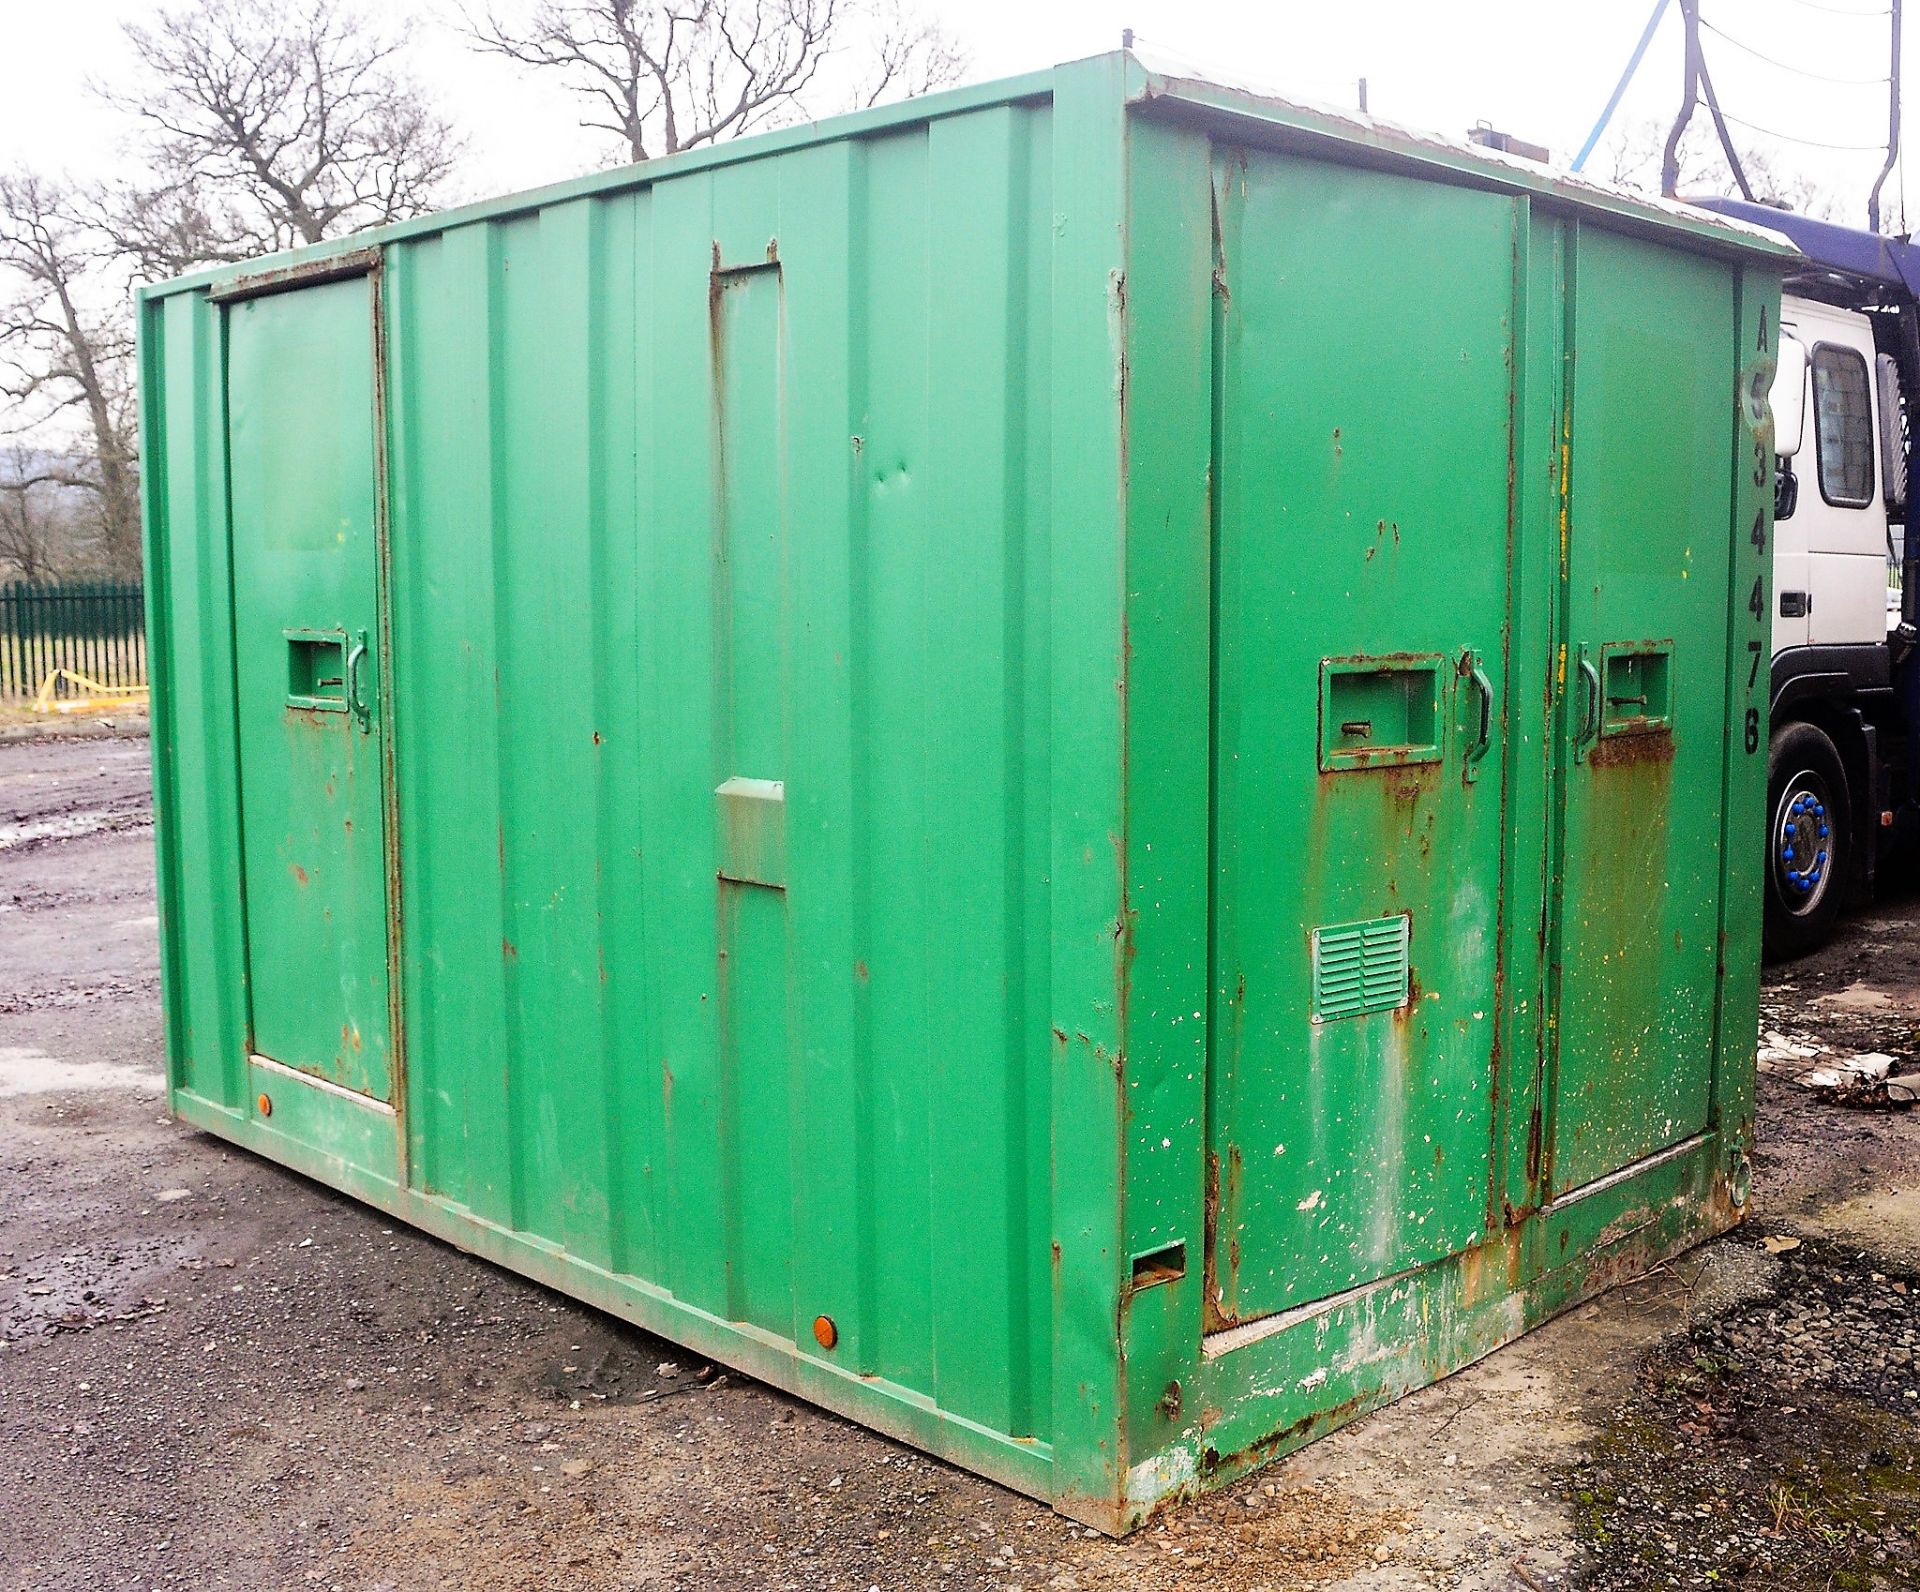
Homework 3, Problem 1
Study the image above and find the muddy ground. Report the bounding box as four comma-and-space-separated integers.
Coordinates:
2, 727, 1918, 1592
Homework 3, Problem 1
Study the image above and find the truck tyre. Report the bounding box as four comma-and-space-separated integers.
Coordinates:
1764, 720, 1850, 960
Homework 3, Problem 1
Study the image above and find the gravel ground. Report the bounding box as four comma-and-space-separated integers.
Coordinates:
2, 727, 1918, 1592
1568, 1234, 1920, 1587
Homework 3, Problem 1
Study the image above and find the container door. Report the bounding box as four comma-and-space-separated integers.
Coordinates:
1204, 151, 1516, 1328
226, 275, 393, 1101
1546, 230, 1733, 1194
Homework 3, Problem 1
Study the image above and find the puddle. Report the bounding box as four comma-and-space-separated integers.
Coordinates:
1790, 1187, 1920, 1269
1816, 983, 1901, 1013
0, 1045, 163, 1097
0, 807, 149, 851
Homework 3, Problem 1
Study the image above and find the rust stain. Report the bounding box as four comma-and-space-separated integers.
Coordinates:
290, 862, 309, 885
210, 245, 381, 303
1556, 718, 1677, 1182
1363, 517, 1401, 563
1201, 1149, 1231, 1331
1198, 1389, 1373, 1481
1586, 727, 1675, 769
501, 937, 518, 961
1523, 1096, 1546, 1194
1390, 968, 1424, 1041
1079, 1032, 1121, 1080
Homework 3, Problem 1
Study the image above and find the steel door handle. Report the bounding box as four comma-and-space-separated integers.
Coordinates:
344, 630, 371, 733
1463, 653, 1493, 780
1574, 652, 1601, 758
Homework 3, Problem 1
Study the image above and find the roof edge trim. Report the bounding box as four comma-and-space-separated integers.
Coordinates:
138, 63, 1061, 303
1129, 64, 1801, 265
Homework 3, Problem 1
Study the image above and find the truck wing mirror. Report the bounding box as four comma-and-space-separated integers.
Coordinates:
1772, 334, 1807, 459
1775, 466, 1798, 522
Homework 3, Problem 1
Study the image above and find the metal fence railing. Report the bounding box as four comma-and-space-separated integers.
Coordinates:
0, 580, 146, 703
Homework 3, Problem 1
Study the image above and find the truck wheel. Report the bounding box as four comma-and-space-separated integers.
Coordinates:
1764, 721, 1850, 960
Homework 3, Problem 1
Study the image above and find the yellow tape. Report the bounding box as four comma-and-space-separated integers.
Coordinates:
31, 669, 149, 716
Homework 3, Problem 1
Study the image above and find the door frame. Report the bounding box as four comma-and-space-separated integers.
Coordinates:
215, 247, 409, 1181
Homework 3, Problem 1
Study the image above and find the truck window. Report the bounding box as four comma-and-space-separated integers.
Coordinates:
1811, 343, 1876, 507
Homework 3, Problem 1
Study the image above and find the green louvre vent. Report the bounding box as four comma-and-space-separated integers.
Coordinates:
1311, 915, 1412, 1022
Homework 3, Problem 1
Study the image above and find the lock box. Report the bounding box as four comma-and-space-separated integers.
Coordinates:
139, 51, 1787, 1531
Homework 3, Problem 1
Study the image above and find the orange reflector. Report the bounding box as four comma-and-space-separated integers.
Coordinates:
812, 1314, 838, 1350
257, 1092, 272, 1117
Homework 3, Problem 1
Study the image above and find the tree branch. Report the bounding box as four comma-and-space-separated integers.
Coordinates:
464, 0, 966, 164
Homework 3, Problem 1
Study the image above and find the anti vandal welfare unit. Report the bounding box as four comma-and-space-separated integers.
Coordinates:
140, 52, 1785, 1530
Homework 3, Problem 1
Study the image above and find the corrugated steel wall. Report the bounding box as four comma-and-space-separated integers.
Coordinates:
387, 104, 1059, 1438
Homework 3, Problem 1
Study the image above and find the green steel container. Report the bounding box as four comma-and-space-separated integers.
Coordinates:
139, 52, 1789, 1530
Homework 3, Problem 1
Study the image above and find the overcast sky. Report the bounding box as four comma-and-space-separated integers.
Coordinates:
0, 0, 1911, 229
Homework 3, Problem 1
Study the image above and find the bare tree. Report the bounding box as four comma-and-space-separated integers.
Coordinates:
464, 0, 965, 165
850, 0, 965, 111
101, 0, 461, 276
0, 452, 95, 583
0, 482, 54, 584
0, 172, 139, 575
1601, 117, 1842, 222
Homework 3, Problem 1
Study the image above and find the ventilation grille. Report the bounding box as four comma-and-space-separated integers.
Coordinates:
1311, 914, 1412, 1023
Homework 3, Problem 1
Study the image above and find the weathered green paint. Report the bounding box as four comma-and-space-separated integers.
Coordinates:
140, 51, 1784, 1532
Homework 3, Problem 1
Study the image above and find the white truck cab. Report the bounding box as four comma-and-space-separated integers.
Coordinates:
1771, 298, 1904, 659
1698, 195, 1920, 958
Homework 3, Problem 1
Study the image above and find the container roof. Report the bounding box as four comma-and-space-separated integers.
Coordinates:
143, 49, 1797, 303
1126, 49, 1799, 267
